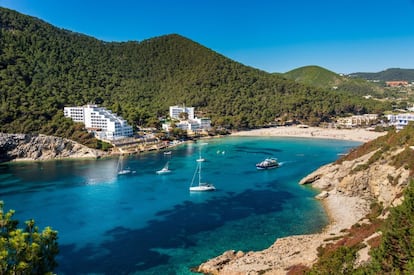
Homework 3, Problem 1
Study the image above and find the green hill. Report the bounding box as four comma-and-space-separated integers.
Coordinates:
350, 68, 414, 82
284, 65, 385, 97
283, 65, 343, 88
0, 7, 390, 139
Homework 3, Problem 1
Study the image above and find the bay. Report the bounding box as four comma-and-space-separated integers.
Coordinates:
0, 136, 359, 274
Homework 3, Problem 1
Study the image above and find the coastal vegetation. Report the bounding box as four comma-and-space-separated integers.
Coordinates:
304, 180, 414, 275
338, 122, 414, 175
0, 7, 390, 146
289, 125, 414, 275
0, 201, 59, 274
2, 5, 414, 275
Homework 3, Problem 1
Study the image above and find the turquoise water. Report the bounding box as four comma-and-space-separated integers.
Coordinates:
0, 136, 359, 274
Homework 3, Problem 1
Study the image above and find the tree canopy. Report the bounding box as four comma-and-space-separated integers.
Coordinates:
0, 7, 391, 141
0, 201, 59, 274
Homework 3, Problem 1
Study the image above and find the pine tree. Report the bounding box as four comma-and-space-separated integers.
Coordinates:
0, 201, 59, 274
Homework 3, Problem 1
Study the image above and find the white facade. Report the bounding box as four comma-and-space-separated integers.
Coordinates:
163, 105, 211, 134
64, 107, 84, 122
169, 105, 195, 120
196, 118, 211, 130
163, 118, 211, 133
336, 114, 378, 128
387, 113, 414, 130
176, 120, 201, 131
64, 104, 133, 140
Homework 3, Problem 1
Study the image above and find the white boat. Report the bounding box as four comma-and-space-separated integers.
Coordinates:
256, 157, 279, 170
163, 151, 172, 155
189, 160, 215, 192
118, 169, 131, 175
156, 162, 171, 174
196, 156, 205, 162
117, 157, 131, 175
196, 147, 205, 162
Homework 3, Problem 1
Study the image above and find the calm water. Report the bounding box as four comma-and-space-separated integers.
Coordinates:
0, 136, 359, 274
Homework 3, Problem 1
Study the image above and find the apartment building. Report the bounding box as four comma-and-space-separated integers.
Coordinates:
64, 104, 133, 140
169, 105, 195, 120
387, 113, 414, 130
336, 114, 378, 128
163, 106, 211, 134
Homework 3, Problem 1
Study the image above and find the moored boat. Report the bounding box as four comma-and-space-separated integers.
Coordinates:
117, 157, 132, 175
156, 162, 171, 174
189, 160, 215, 192
256, 157, 279, 170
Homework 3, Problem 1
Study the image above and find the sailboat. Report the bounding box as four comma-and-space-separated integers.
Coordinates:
156, 161, 171, 174
196, 150, 205, 162
117, 157, 131, 175
196, 146, 205, 162
189, 160, 215, 192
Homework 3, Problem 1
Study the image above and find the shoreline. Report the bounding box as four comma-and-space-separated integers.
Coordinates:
197, 191, 372, 274
231, 126, 386, 143
198, 127, 382, 274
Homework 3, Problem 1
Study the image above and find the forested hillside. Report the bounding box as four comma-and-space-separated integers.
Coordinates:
350, 68, 414, 82
284, 66, 385, 97
0, 7, 389, 139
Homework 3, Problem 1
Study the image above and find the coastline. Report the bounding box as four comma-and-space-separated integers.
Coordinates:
197, 127, 384, 274
231, 126, 386, 143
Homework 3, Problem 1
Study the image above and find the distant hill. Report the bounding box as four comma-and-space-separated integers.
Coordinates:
284, 66, 343, 88
349, 68, 414, 82
284, 66, 384, 96
0, 7, 390, 139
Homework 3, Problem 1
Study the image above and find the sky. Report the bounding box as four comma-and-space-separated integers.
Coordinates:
1, 0, 413, 74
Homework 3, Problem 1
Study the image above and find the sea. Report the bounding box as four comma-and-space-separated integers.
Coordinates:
0, 136, 359, 274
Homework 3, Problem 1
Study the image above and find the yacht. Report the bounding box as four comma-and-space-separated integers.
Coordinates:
256, 157, 279, 170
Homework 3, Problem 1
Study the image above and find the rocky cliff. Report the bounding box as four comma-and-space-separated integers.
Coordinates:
196, 139, 412, 274
300, 147, 409, 208
0, 133, 107, 162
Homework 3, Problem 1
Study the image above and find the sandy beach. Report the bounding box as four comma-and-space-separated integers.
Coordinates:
231, 126, 387, 143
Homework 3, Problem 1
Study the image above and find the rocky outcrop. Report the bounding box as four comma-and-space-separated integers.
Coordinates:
197, 146, 411, 274
300, 147, 409, 207
0, 133, 107, 162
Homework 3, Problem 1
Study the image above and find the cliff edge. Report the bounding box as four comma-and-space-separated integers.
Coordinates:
0, 133, 107, 162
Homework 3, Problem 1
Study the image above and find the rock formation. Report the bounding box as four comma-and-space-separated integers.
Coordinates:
196, 144, 411, 274
0, 133, 107, 162
300, 147, 409, 207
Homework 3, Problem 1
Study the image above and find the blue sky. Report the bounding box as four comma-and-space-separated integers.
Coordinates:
1, 0, 413, 73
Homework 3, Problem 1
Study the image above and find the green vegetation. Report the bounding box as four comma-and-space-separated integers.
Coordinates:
284, 66, 385, 97
350, 68, 414, 82
284, 66, 344, 89
0, 7, 390, 143
0, 201, 59, 274
295, 126, 414, 275
335, 123, 414, 175
303, 180, 414, 275
366, 179, 414, 274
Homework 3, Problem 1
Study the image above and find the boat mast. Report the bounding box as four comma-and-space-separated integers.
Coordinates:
198, 161, 202, 185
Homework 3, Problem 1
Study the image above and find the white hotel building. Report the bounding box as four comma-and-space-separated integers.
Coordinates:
163, 105, 211, 133
169, 105, 195, 120
387, 113, 414, 130
64, 104, 133, 140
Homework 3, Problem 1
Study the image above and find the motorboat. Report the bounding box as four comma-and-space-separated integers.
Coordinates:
256, 157, 279, 170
